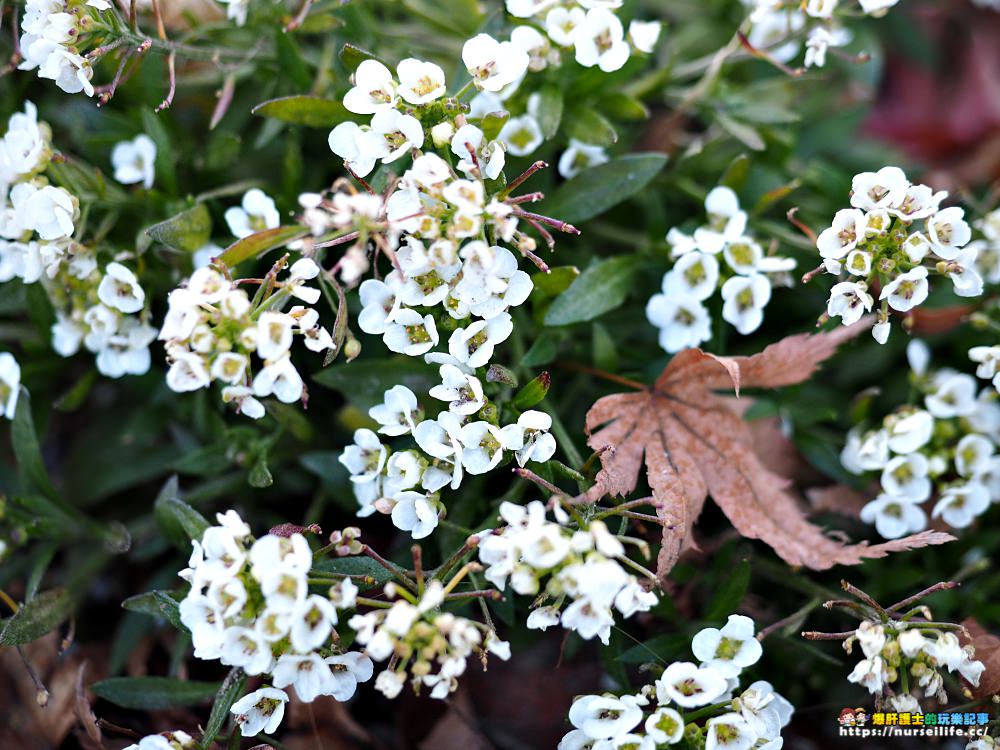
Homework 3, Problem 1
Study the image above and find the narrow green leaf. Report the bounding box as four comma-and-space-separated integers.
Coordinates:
541, 153, 667, 224
12, 387, 57, 500
531, 266, 579, 299
617, 633, 689, 664
122, 590, 185, 631
520, 330, 562, 367
146, 204, 212, 252
154, 476, 209, 549
720, 154, 751, 191
716, 113, 765, 151
602, 92, 650, 121
706, 559, 751, 621
566, 109, 618, 147
544, 256, 640, 326
339, 43, 384, 72
0, 588, 73, 645
140, 108, 177, 195
312, 556, 394, 585
203, 669, 246, 747
312, 358, 437, 410
480, 110, 509, 141
275, 32, 312, 91
251, 96, 353, 128
534, 84, 563, 140
91, 677, 219, 710
218, 226, 309, 267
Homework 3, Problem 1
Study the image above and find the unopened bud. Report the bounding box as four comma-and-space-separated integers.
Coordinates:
478, 402, 499, 425
373, 497, 396, 515
344, 335, 362, 362
431, 121, 455, 148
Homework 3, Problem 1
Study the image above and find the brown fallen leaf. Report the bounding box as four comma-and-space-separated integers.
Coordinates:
961, 619, 1000, 699
806, 484, 872, 519
583, 325, 956, 583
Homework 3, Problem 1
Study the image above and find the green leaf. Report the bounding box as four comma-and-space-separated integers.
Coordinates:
566, 109, 618, 147
203, 669, 246, 747
91, 677, 219, 710
248, 456, 274, 488
720, 154, 751, 191
716, 113, 765, 151
274, 32, 312, 91
520, 330, 562, 367
0, 588, 73, 645
512, 372, 551, 410
706, 559, 751, 621
154, 476, 210, 549
140, 108, 177, 195
122, 590, 185, 631
617, 633, 689, 664
544, 256, 640, 326
534, 84, 563, 139
218, 225, 309, 267
603, 92, 650, 121
146, 204, 212, 252
339, 43, 385, 72
541, 153, 667, 224
480, 110, 510, 141
47, 157, 128, 205
312, 556, 394, 585
313, 358, 437, 410
531, 266, 579, 299
12, 388, 57, 500
251, 96, 354, 128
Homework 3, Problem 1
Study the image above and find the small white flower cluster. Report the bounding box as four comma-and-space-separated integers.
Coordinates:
744, 0, 898, 70
0, 103, 157, 379
123, 731, 196, 750
505, 0, 661, 74
159, 261, 335, 418
178, 510, 374, 737
477, 501, 657, 645
111, 135, 157, 191
646, 186, 795, 353
843, 342, 1000, 539
846, 620, 984, 713
348, 579, 511, 700
821, 166, 984, 345
340, 385, 556, 538
17, 0, 112, 97
0, 352, 22, 421
559, 614, 793, 750
966, 207, 1000, 288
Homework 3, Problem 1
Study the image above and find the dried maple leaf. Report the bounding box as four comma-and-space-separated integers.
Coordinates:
583, 325, 955, 583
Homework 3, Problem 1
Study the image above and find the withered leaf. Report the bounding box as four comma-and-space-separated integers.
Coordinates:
583, 325, 955, 583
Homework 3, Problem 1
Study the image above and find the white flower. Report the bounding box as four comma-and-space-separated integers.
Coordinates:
272, 652, 333, 702
220, 626, 274, 675
371, 108, 425, 163
970, 345, 1000, 381
339, 428, 387, 481
847, 655, 886, 693
817, 209, 866, 260
574, 8, 630, 72
324, 652, 374, 701
664, 252, 719, 301
374, 669, 406, 698
451, 124, 505, 180
166, 351, 211, 392
94, 262, 145, 314
448, 313, 513, 368
429, 364, 485, 416
384, 308, 439, 356
646, 294, 712, 353
255, 312, 295, 362
343, 59, 397, 114
37, 47, 95, 96
721, 274, 771, 335
932, 481, 990, 528
656, 662, 729, 708
390, 491, 439, 539
507, 0, 558, 17
629, 20, 662, 53
851, 166, 909, 211
286, 257, 322, 304
955, 434, 994, 477
370, 385, 421, 435
327, 122, 388, 178
11, 182, 76, 240
925, 373, 978, 418
225, 189, 280, 239
463, 33, 529, 92
926, 206, 972, 260
289, 595, 338, 652
705, 713, 757, 750
545, 6, 586, 46
880, 453, 931, 502
111, 134, 157, 189
880, 266, 928, 313
498, 114, 544, 156
859, 0, 900, 15
645, 706, 684, 744
860, 494, 927, 539
885, 409, 934, 453
358, 273, 405, 335
558, 139, 608, 179
0, 352, 21, 420
947, 246, 984, 298
514, 410, 557, 466
827, 281, 873, 326
691, 615, 763, 678
414, 412, 465, 488
460, 420, 519, 474
804, 26, 847, 68
568, 694, 643, 740
395, 58, 447, 104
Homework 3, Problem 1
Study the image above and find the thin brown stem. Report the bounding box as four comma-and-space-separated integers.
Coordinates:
886, 582, 959, 613
285, 0, 315, 32
513, 209, 580, 235
505, 160, 548, 195
841, 580, 887, 616
445, 589, 503, 602
787, 207, 817, 245
553, 360, 647, 390
802, 630, 855, 640
513, 466, 565, 497
411, 545, 424, 594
